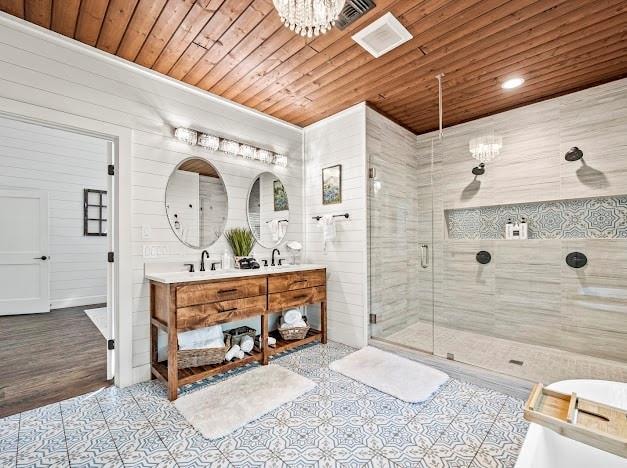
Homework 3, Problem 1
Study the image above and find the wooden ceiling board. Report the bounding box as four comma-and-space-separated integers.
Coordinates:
51, 0, 80, 36
25, 0, 51, 28
2, 0, 626, 134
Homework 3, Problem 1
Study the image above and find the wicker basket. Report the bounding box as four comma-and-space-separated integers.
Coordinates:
278, 324, 310, 341
177, 334, 231, 368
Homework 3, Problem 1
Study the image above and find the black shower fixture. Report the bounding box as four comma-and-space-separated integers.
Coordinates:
565, 147, 583, 161
472, 163, 485, 175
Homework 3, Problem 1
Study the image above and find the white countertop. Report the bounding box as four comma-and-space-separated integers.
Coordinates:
145, 264, 326, 284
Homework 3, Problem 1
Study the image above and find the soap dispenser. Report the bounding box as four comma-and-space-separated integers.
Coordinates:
505, 218, 513, 240
520, 217, 528, 240
512, 220, 521, 240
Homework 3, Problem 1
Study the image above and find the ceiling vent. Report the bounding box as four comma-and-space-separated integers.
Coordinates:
336, 0, 376, 30
352, 12, 412, 58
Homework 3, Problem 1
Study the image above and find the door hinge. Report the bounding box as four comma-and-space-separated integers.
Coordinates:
107, 339, 115, 350
368, 168, 376, 179
108, 164, 115, 176
108, 251, 114, 262
369, 313, 377, 324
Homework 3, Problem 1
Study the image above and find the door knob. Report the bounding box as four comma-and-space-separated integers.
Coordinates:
33, 256, 48, 260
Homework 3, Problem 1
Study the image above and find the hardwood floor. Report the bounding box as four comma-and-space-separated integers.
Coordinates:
0, 304, 111, 418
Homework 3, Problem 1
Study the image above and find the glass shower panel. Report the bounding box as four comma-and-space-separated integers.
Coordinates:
368, 133, 436, 354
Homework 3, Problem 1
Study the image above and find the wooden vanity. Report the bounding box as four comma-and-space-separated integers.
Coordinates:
148, 266, 327, 400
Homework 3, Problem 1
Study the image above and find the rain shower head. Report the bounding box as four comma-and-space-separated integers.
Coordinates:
565, 147, 583, 161
472, 163, 485, 176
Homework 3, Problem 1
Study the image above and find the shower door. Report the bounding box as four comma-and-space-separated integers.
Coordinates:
368, 127, 438, 355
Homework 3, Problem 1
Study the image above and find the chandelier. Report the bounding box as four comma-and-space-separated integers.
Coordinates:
273, 0, 346, 37
469, 134, 502, 164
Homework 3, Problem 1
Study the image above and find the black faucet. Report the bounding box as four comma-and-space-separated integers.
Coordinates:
271, 248, 280, 266
200, 250, 210, 271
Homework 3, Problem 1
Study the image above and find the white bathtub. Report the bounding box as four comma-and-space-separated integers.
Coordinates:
515, 379, 627, 468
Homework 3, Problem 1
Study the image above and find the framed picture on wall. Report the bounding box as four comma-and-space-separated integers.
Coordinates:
273, 179, 289, 211
322, 164, 342, 205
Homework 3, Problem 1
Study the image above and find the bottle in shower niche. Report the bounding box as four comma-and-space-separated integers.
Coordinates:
520, 217, 528, 240
505, 218, 514, 240
512, 220, 521, 240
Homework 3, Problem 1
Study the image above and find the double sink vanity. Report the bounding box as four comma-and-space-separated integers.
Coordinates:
148, 265, 327, 400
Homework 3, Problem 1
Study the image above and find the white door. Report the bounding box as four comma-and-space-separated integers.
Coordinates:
0, 189, 49, 315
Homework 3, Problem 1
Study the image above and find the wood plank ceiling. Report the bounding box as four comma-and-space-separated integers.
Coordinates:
1, 0, 626, 134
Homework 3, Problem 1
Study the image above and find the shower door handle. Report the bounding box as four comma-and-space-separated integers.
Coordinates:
420, 245, 429, 269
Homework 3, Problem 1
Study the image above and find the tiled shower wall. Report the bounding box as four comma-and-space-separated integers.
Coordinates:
416, 78, 627, 375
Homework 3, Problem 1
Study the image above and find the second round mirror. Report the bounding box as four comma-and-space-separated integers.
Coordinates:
247, 172, 289, 248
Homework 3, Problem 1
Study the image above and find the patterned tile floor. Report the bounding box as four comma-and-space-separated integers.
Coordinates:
0, 342, 529, 467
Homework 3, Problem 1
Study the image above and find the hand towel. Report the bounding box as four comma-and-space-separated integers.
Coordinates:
283, 308, 301, 324
269, 219, 280, 241
268, 336, 277, 346
317, 214, 336, 251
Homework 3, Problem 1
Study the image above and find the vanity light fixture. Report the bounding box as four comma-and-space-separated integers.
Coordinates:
273, 154, 288, 167
501, 77, 525, 89
173, 127, 288, 167
219, 139, 240, 156
197, 133, 220, 151
239, 144, 256, 159
174, 127, 198, 145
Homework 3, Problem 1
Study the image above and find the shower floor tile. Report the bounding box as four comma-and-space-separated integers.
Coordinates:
385, 320, 627, 383
0, 341, 528, 467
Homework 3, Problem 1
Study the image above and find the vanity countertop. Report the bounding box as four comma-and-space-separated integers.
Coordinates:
146, 264, 326, 284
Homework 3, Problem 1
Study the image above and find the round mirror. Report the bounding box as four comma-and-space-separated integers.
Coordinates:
165, 158, 228, 249
247, 172, 289, 248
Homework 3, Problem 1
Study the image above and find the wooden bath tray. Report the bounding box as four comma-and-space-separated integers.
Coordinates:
524, 383, 627, 458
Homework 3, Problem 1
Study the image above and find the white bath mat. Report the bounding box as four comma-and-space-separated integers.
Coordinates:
84, 307, 110, 339
330, 346, 449, 403
174, 365, 316, 439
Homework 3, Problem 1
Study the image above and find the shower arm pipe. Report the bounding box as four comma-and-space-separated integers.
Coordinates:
435, 73, 444, 140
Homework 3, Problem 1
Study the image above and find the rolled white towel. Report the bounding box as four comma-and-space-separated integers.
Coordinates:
283, 308, 301, 324
235, 350, 245, 359
267, 336, 277, 346
281, 319, 307, 329
225, 344, 240, 361
240, 335, 254, 353
179, 337, 225, 351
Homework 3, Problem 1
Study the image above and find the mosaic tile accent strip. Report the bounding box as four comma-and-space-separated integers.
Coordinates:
446, 196, 627, 239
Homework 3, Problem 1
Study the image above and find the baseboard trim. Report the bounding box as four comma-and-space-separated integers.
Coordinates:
51, 295, 107, 310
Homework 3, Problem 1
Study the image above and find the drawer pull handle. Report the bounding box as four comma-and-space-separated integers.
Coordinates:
218, 288, 238, 294
290, 280, 307, 286
220, 307, 238, 313
293, 295, 309, 300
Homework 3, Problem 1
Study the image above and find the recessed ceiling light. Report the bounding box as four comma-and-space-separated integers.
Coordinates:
502, 77, 525, 89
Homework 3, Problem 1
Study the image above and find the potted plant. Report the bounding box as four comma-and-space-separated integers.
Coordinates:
224, 227, 255, 268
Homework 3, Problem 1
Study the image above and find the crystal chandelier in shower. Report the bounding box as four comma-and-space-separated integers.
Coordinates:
273, 0, 346, 37
469, 134, 503, 164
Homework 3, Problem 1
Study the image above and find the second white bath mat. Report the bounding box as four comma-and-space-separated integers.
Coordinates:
174, 365, 315, 439
330, 346, 449, 402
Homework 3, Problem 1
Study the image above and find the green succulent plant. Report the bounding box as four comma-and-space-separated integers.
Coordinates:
224, 227, 255, 257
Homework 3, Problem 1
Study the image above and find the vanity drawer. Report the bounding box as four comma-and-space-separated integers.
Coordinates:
268, 269, 326, 293
177, 295, 267, 329
176, 277, 267, 307
268, 286, 326, 310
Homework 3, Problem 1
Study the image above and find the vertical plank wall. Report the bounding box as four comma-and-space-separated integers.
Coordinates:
0, 15, 303, 382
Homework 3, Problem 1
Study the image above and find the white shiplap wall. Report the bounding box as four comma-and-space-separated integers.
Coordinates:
0, 116, 108, 309
0, 15, 303, 383
304, 104, 368, 348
